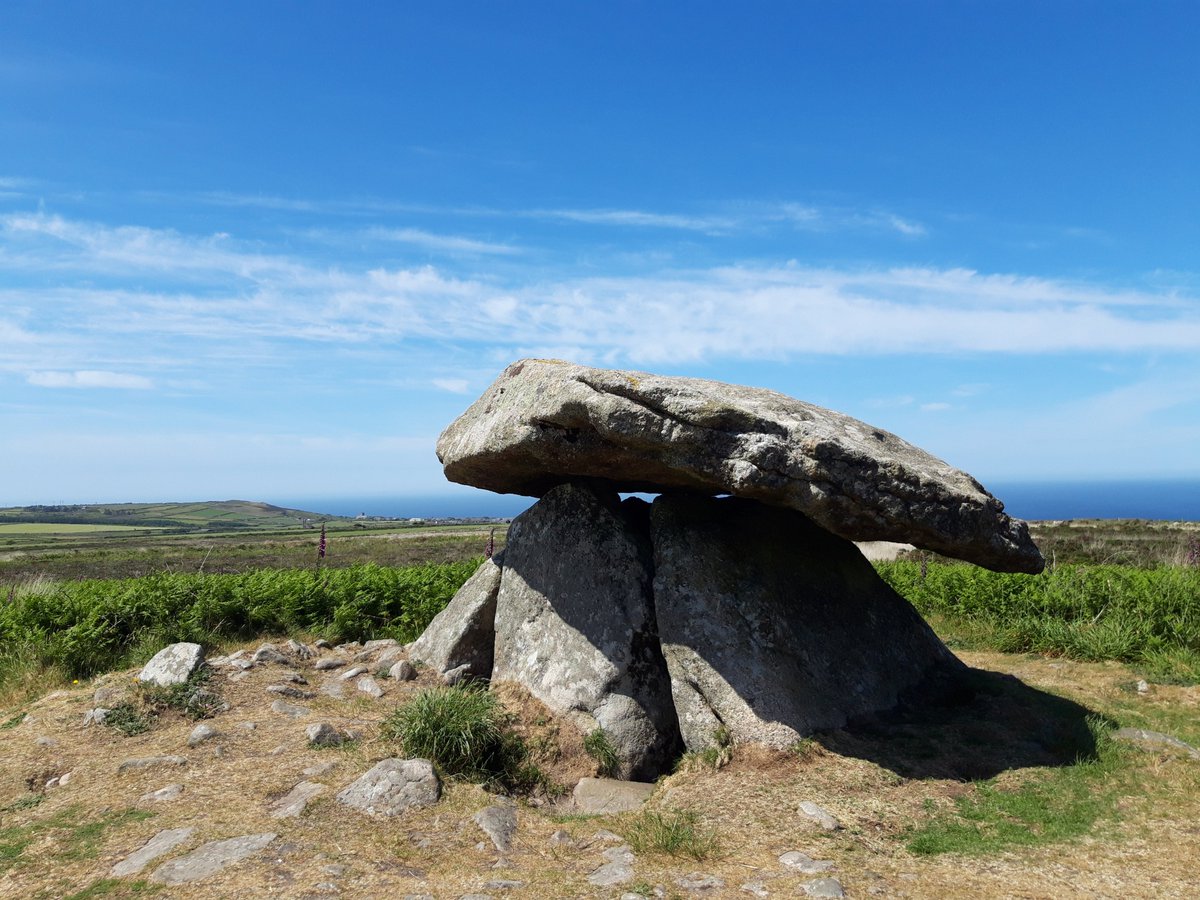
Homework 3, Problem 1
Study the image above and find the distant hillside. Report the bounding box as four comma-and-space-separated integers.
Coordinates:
0, 500, 347, 531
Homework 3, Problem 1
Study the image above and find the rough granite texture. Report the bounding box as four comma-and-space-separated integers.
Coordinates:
652, 494, 963, 749
407, 555, 503, 678
491, 482, 681, 780
436, 359, 1042, 573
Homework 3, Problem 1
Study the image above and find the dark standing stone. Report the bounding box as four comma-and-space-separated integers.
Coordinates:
651, 494, 962, 750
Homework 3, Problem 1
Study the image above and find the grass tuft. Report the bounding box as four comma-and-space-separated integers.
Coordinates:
583, 727, 620, 777
622, 808, 721, 860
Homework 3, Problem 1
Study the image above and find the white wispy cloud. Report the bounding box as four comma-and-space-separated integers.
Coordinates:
529, 207, 738, 233
432, 378, 471, 394
365, 227, 519, 256
27, 370, 153, 389
3, 211, 1199, 383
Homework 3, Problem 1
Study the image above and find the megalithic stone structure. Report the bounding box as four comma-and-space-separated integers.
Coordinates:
410, 360, 1043, 778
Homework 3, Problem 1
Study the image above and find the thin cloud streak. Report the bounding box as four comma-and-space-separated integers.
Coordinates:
2, 212, 1199, 383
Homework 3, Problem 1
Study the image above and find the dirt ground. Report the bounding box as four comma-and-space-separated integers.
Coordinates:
1, 645, 1198, 900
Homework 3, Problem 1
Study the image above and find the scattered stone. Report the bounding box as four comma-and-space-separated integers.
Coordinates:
1114, 727, 1200, 760
588, 844, 636, 887
315, 639, 332, 649
93, 686, 122, 706
741, 881, 770, 897
237, 721, 257, 730
304, 761, 339, 777
408, 556, 503, 679
591, 829, 625, 844
801, 877, 846, 898
1137, 679, 1150, 694
389, 660, 417, 681
140, 783, 184, 802
336, 758, 441, 817
474, 805, 517, 853
549, 829, 573, 846
320, 681, 348, 699
573, 777, 656, 814
356, 675, 385, 698
58, 771, 73, 786
138, 642, 205, 687
270, 780, 327, 818
188, 724, 218, 747
83, 708, 110, 726
335, 642, 362, 652
45, 776, 60, 789
268, 684, 316, 700
798, 802, 842, 831
111, 827, 196, 877
118, 755, 188, 773
150, 832, 277, 885
339, 666, 368, 681
436, 359, 1042, 573
315, 657, 347, 671
365, 638, 399, 651
228, 670, 252, 682
675, 872, 725, 892
322, 864, 348, 876
483, 880, 524, 890
279, 671, 309, 684
376, 646, 405, 669
442, 664, 472, 686
271, 699, 311, 718
306, 723, 344, 747
287, 638, 318, 659
269, 745, 287, 756
35, 736, 58, 747
252, 644, 291, 665
780, 851, 835, 874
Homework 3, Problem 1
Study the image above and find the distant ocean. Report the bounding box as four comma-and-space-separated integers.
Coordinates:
279, 479, 1200, 523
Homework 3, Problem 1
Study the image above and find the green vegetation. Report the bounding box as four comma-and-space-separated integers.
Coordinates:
583, 728, 620, 777
0, 806, 152, 874
877, 560, 1200, 683
905, 718, 1126, 855
621, 808, 720, 860
0, 560, 479, 691
0, 500, 348, 532
380, 685, 550, 793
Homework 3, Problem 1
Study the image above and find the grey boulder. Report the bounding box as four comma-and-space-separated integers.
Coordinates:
407, 556, 503, 678
491, 482, 680, 780
336, 758, 441, 817
652, 494, 962, 750
138, 642, 204, 687
436, 359, 1042, 573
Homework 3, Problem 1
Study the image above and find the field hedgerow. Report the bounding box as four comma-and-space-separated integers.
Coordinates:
0, 560, 479, 688
877, 560, 1200, 682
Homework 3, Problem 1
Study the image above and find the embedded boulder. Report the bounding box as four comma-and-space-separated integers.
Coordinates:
651, 494, 963, 750
437, 359, 1042, 573
491, 482, 681, 780
407, 555, 502, 679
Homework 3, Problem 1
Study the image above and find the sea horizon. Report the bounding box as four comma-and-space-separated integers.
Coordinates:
276, 478, 1200, 524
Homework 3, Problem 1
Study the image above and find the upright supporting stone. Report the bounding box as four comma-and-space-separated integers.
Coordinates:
651, 494, 962, 750
492, 482, 680, 780
408, 555, 503, 678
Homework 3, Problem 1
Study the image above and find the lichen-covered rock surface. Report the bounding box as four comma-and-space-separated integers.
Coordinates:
651, 494, 962, 749
436, 358, 1042, 573
491, 482, 681, 780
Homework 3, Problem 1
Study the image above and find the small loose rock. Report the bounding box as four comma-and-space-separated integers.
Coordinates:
798, 801, 842, 831
188, 723, 218, 747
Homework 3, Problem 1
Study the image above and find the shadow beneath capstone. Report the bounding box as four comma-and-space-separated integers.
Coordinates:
812, 664, 1110, 781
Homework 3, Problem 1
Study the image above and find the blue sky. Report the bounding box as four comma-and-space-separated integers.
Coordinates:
2, 2, 1198, 510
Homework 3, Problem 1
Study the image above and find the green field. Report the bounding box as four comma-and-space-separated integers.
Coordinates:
0, 523, 163, 535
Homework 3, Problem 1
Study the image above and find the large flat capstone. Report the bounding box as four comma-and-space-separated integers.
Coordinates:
436, 359, 1042, 573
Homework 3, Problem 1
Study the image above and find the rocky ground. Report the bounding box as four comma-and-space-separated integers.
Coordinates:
2, 640, 1199, 900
